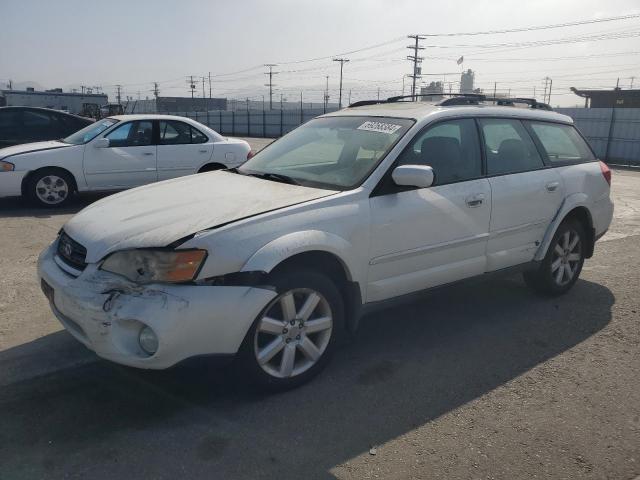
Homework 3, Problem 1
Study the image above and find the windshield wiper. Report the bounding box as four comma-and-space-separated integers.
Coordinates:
246, 172, 301, 185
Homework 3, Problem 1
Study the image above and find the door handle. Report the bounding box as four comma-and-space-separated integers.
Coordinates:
142, 152, 154, 156
545, 181, 559, 192
199, 149, 208, 153
465, 193, 485, 208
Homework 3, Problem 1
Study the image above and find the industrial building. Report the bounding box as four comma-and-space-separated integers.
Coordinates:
0, 88, 108, 115
460, 69, 475, 94
420, 81, 444, 98
571, 87, 640, 108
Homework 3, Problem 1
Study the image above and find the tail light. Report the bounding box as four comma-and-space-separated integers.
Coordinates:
599, 161, 611, 186
247, 150, 255, 160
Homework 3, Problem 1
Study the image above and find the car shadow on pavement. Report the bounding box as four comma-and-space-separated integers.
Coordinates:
0, 276, 614, 480
0, 193, 113, 218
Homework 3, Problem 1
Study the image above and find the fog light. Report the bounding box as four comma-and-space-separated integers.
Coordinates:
138, 326, 158, 355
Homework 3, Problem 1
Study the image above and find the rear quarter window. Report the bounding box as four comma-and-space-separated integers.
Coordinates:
526, 122, 595, 164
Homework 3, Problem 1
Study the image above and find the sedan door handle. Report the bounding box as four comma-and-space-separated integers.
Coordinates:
465, 193, 485, 208
546, 181, 560, 192
142, 152, 155, 156
199, 149, 209, 153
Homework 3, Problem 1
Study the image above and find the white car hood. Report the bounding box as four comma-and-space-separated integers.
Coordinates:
63, 171, 336, 263
0, 140, 70, 160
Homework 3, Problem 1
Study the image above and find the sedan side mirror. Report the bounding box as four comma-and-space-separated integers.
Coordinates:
94, 137, 110, 148
391, 164, 434, 189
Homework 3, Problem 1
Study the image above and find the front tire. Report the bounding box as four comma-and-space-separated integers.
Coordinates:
237, 268, 344, 391
27, 168, 75, 208
523, 219, 586, 296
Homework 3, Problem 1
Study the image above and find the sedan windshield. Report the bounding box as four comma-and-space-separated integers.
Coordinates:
62, 118, 119, 145
239, 116, 414, 190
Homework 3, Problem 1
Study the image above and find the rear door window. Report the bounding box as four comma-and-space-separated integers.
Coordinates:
479, 118, 544, 175
526, 122, 595, 163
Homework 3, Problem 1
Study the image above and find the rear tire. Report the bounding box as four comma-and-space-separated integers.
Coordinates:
27, 168, 75, 208
523, 219, 586, 296
236, 268, 344, 392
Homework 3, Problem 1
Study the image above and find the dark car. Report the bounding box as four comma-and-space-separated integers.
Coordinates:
0, 106, 93, 148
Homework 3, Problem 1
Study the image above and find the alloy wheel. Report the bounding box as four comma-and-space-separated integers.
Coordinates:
253, 288, 333, 379
551, 229, 582, 286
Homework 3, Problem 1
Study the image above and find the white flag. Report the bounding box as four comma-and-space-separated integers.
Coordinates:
457, 56, 464, 65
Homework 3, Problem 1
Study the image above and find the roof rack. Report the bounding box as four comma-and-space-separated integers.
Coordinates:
348, 93, 552, 110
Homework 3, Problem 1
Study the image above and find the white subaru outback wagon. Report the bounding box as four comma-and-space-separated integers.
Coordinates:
38, 95, 614, 390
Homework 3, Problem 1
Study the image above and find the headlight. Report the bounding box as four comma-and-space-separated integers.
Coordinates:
100, 249, 207, 283
0, 161, 15, 172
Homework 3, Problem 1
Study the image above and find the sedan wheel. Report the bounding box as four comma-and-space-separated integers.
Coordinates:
35, 175, 69, 205
254, 288, 333, 379
27, 168, 75, 208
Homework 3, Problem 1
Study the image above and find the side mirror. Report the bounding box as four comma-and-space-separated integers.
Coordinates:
391, 164, 434, 189
94, 137, 110, 148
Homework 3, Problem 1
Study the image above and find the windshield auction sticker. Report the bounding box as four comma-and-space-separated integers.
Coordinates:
357, 121, 403, 134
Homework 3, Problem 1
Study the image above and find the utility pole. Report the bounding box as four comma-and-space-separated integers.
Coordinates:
324, 75, 330, 111
8, 79, 12, 89
333, 58, 349, 108
407, 34, 426, 100
264, 64, 278, 110
493, 82, 497, 103
208, 72, 212, 98
631, 76, 636, 89
187, 75, 196, 99
547, 78, 553, 105
116, 84, 122, 105
152, 82, 159, 99
543, 77, 551, 103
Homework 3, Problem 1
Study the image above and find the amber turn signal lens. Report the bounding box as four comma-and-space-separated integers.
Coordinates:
164, 250, 208, 282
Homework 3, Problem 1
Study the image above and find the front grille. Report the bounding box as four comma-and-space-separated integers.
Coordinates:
56, 231, 87, 271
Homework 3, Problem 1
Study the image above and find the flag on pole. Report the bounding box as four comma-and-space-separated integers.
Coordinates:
456, 56, 464, 65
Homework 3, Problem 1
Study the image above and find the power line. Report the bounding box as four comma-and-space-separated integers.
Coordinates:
419, 12, 640, 37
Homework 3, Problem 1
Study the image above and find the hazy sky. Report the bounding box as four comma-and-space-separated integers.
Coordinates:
1, 0, 639, 106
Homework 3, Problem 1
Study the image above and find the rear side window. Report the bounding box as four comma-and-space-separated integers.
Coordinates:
397, 118, 482, 185
527, 122, 595, 163
479, 118, 544, 175
160, 120, 209, 144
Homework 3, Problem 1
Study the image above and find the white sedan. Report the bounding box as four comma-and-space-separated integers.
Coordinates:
0, 114, 252, 207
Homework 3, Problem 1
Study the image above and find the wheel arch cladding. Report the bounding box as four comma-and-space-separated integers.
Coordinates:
242, 231, 363, 334
536, 198, 595, 261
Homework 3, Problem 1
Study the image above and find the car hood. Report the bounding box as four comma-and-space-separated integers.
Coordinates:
64, 171, 336, 263
0, 140, 70, 160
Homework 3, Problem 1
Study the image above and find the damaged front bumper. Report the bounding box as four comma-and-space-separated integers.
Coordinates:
37, 243, 276, 369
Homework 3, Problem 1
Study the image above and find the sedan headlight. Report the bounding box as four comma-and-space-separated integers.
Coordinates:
101, 249, 207, 283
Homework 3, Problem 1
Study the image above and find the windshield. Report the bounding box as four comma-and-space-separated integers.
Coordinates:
239, 116, 414, 190
62, 118, 119, 145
